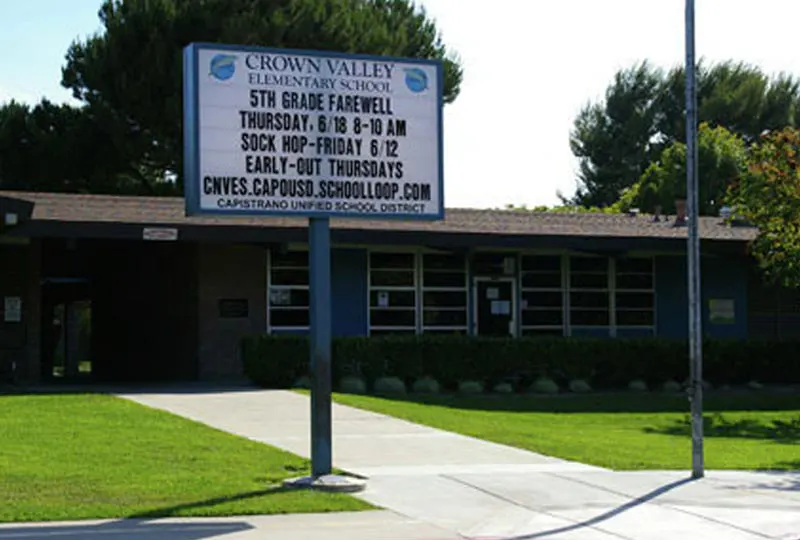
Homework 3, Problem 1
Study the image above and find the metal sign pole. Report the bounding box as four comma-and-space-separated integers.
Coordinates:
309, 217, 332, 478
685, 0, 705, 479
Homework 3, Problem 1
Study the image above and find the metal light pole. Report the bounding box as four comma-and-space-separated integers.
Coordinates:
685, 0, 704, 479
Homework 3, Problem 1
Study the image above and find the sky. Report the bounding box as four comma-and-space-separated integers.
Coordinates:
2, 0, 800, 209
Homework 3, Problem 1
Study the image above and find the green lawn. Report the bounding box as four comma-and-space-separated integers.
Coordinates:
332, 391, 800, 471
0, 394, 372, 523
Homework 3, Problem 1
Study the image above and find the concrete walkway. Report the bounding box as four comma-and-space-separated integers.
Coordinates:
107, 385, 800, 540
5, 384, 795, 539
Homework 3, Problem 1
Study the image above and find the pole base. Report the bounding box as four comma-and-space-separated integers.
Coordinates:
283, 474, 367, 493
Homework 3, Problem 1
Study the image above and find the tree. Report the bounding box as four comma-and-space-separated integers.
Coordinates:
0, 99, 163, 194
725, 127, 800, 288
61, 0, 463, 190
612, 123, 748, 216
568, 60, 800, 208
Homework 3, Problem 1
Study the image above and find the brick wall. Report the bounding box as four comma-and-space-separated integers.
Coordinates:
196, 243, 266, 380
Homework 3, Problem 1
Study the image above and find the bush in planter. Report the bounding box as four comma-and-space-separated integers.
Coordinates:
458, 380, 484, 395
412, 376, 441, 394
661, 379, 681, 393
530, 376, 559, 394
569, 379, 592, 393
628, 379, 648, 392
339, 375, 367, 394
493, 382, 514, 394
373, 376, 406, 395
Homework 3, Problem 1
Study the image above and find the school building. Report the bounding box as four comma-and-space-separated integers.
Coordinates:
1, 190, 797, 385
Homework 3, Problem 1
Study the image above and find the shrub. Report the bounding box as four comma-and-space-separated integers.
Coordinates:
628, 379, 648, 392
662, 379, 682, 393
458, 380, 484, 395
241, 334, 800, 392
748, 380, 764, 390
412, 376, 441, 394
493, 382, 514, 394
373, 376, 406, 395
339, 375, 367, 394
530, 377, 559, 394
292, 376, 311, 389
569, 379, 592, 393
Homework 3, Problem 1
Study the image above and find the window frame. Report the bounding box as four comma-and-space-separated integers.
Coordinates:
421, 252, 469, 333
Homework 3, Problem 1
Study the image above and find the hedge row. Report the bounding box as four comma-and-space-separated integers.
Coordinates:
241, 334, 800, 392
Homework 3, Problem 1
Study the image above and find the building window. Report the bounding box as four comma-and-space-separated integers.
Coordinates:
569, 256, 610, 328
369, 252, 417, 334
268, 250, 309, 330
615, 257, 655, 329
422, 253, 468, 333
521, 255, 564, 336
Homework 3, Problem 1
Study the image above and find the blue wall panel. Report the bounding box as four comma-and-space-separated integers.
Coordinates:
655, 255, 748, 339
332, 248, 368, 337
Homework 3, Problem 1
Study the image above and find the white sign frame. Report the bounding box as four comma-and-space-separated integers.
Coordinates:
183, 42, 444, 221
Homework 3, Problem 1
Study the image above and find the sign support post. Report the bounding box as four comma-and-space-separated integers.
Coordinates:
309, 216, 332, 478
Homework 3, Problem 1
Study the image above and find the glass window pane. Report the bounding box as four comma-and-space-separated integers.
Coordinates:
370, 269, 414, 287
616, 310, 655, 326
271, 269, 309, 286
270, 308, 309, 327
570, 291, 609, 308
616, 257, 653, 274
570, 257, 608, 273
522, 290, 562, 308
616, 292, 654, 309
370, 290, 415, 307
423, 290, 467, 308
269, 288, 309, 307
570, 273, 608, 289
570, 310, 610, 326
423, 271, 465, 288
521, 272, 562, 289
521, 255, 561, 272
423, 253, 465, 271
423, 309, 467, 327
370, 252, 415, 270
522, 309, 563, 326
616, 273, 654, 290
370, 309, 415, 327
271, 250, 308, 268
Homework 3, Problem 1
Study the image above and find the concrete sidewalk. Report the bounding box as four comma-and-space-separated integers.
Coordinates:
113, 386, 800, 540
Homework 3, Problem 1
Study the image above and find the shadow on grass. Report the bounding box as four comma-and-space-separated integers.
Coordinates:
0, 520, 253, 540
643, 414, 800, 444
335, 391, 800, 415
127, 486, 294, 519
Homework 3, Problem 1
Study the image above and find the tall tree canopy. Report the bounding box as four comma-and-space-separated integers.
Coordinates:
725, 128, 800, 288
568, 60, 800, 208
612, 123, 748, 216
59, 0, 463, 191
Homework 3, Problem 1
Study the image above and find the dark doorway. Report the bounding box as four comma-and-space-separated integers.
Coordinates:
41, 279, 93, 382
475, 279, 516, 337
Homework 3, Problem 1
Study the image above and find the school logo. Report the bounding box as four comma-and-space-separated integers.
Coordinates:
209, 54, 237, 81
404, 67, 428, 93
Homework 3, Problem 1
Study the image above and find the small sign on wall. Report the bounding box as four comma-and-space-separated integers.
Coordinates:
377, 291, 390, 307
3, 297, 21, 322
709, 299, 735, 324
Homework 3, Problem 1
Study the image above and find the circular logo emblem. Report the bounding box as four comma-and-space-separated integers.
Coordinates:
404, 68, 429, 93
209, 54, 237, 81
